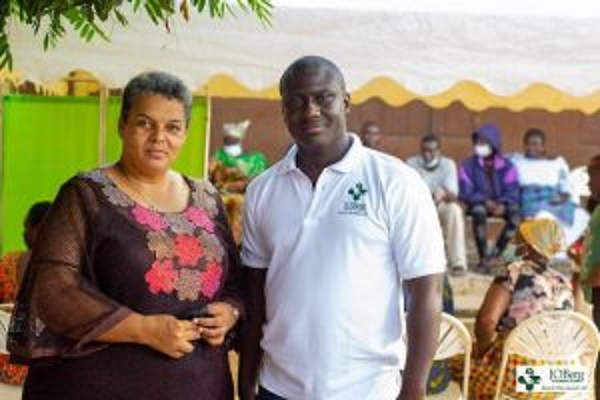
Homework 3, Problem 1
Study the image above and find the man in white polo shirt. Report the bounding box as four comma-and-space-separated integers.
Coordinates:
239, 56, 445, 400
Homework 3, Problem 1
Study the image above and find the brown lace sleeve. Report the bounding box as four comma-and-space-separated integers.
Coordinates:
8, 177, 130, 363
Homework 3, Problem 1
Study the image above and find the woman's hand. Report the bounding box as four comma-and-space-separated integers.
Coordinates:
140, 314, 201, 359
194, 302, 240, 347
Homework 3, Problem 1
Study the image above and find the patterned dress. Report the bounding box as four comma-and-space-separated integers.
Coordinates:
0, 252, 28, 385
468, 260, 575, 399
10, 170, 242, 400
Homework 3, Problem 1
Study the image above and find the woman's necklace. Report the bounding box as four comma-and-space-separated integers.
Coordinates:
116, 164, 162, 211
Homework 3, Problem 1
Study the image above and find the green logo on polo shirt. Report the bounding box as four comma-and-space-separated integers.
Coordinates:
348, 183, 367, 201
340, 182, 368, 215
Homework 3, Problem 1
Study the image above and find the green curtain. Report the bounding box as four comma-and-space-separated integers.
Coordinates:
1, 95, 208, 253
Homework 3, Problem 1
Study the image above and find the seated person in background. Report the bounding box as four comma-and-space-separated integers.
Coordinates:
0, 201, 51, 386
407, 133, 467, 276
511, 128, 589, 246
209, 120, 268, 243
358, 120, 382, 150
470, 218, 579, 398
459, 123, 520, 271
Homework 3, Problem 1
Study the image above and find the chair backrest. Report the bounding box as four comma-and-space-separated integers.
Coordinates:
569, 165, 590, 201
494, 311, 600, 399
435, 313, 472, 399
435, 313, 472, 360
0, 310, 10, 354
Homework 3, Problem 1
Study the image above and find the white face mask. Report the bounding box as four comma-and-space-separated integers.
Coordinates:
474, 144, 493, 158
224, 143, 243, 157
423, 156, 440, 169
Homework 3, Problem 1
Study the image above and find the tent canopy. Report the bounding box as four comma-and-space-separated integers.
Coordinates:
9, 0, 600, 112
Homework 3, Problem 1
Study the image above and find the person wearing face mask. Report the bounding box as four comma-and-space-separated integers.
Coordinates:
209, 120, 269, 244
459, 123, 520, 273
407, 134, 467, 276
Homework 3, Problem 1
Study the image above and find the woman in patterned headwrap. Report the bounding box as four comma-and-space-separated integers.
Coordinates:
469, 218, 579, 398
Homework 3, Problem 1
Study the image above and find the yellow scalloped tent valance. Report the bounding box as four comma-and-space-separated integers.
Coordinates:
4, 69, 600, 114
202, 75, 600, 114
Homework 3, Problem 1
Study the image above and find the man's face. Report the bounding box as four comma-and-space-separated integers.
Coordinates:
589, 165, 600, 200
360, 124, 382, 149
525, 135, 545, 159
281, 68, 350, 149
421, 140, 441, 164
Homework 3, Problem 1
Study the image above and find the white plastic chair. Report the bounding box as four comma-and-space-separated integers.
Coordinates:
569, 165, 590, 201
494, 311, 600, 400
0, 309, 22, 400
427, 313, 472, 400
0, 309, 10, 355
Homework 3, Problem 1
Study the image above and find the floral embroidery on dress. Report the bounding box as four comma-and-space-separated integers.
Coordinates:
199, 261, 223, 298
185, 206, 215, 233
145, 259, 177, 294
86, 170, 227, 302
174, 269, 203, 301
102, 185, 135, 208
192, 187, 218, 217
174, 235, 204, 267
147, 231, 174, 259
200, 231, 225, 263
132, 205, 167, 231
164, 213, 196, 235
196, 180, 219, 196
82, 170, 110, 184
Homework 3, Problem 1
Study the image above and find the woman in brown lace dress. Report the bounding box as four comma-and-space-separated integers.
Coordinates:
8, 71, 243, 400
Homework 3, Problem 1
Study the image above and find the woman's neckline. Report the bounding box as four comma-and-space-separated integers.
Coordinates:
99, 167, 194, 214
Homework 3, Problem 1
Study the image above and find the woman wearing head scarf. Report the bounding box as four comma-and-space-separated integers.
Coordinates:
469, 218, 579, 398
8, 71, 243, 400
209, 120, 269, 244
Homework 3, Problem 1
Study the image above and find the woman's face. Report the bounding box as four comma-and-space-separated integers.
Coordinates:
119, 93, 187, 175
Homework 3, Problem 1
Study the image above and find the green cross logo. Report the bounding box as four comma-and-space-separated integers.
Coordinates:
518, 368, 542, 392
348, 183, 367, 201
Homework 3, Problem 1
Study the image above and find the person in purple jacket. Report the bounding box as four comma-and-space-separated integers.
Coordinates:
459, 123, 520, 271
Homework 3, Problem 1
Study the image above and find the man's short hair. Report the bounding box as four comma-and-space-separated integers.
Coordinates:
279, 56, 346, 96
524, 128, 546, 143
421, 133, 440, 145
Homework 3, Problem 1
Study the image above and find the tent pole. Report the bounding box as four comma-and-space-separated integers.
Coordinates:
204, 90, 212, 180
98, 85, 109, 166
0, 81, 5, 254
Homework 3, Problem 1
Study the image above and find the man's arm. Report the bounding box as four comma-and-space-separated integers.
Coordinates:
399, 273, 443, 400
238, 267, 267, 400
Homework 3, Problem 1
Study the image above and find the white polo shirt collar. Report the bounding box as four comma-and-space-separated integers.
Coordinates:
276, 133, 365, 176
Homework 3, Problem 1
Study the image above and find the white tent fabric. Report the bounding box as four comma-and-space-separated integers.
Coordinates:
9, 1, 600, 95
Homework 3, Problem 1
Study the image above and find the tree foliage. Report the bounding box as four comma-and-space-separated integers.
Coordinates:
0, 0, 273, 69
